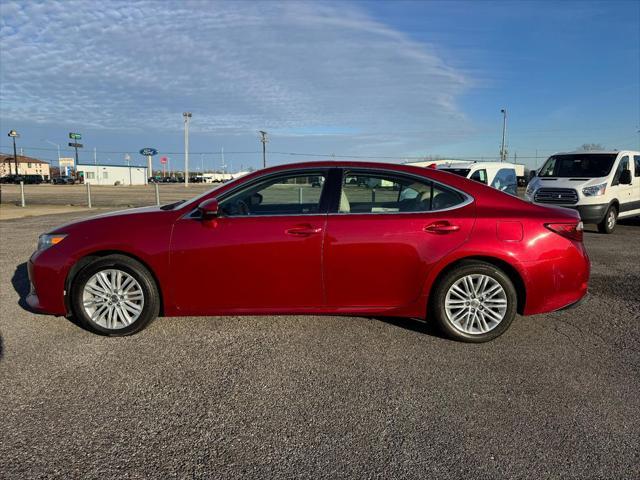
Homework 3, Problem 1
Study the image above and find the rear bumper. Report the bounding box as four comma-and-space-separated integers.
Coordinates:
522, 242, 590, 315
556, 292, 589, 311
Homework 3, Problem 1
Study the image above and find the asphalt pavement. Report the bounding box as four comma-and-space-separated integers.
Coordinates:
1, 211, 638, 479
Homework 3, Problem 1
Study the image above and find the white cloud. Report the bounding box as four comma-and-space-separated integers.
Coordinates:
0, 0, 471, 147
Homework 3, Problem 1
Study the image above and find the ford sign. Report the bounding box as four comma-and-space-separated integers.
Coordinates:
139, 147, 158, 156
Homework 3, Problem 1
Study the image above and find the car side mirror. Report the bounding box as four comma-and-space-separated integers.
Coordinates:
619, 169, 632, 185
198, 198, 219, 219
530, 170, 537, 178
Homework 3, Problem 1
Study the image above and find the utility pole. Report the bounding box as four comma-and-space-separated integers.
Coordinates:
183, 112, 192, 186
8, 130, 20, 175
259, 130, 268, 169
125, 153, 131, 186
500, 108, 507, 162
94, 147, 99, 182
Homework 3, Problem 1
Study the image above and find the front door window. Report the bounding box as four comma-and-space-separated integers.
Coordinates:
220, 172, 327, 216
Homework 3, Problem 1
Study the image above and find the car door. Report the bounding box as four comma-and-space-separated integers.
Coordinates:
632, 155, 640, 215
611, 156, 635, 215
323, 169, 475, 308
169, 169, 330, 315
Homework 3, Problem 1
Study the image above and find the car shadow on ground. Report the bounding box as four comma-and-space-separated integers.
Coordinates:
12, 262, 30, 311
584, 217, 640, 234
372, 316, 448, 339
619, 217, 640, 226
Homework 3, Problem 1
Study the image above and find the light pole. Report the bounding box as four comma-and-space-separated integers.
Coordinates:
183, 112, 192, 186
259, 130, 268, 169
499, 108, 508, 162
8, 130, 20, 175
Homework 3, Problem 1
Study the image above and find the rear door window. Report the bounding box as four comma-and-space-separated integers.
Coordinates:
339, 170, 466, 213
634, 156, 640, 177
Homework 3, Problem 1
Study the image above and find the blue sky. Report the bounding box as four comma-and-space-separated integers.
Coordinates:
0, 0, 638, 171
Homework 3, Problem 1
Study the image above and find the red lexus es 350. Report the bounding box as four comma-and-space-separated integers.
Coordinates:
27, 161, 589, 342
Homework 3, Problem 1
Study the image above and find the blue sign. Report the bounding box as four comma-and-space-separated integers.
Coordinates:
139, 147, 158, 156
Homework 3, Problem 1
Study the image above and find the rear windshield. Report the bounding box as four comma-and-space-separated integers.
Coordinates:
440, 168, 471, 178
538, 154, 617, 178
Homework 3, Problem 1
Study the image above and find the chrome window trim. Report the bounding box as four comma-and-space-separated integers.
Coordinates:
336, 167, 474, 215
183, 165, 474, 219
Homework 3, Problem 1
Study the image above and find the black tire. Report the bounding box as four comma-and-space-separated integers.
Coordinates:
70, 254, 160, 336
431, 260, 518, 343
597, 205, 617, 234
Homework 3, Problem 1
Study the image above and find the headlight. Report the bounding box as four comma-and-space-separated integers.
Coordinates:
582, 183, 607, 197
37, 234, 67, 251
525, 184, 536, 196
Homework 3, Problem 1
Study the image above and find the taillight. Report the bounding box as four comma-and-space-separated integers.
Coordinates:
545, 222, 584, 242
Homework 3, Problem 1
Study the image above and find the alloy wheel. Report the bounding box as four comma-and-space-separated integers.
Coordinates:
607, 210, 616, 230
82, 269, 145, 329
444, 274, 508, 335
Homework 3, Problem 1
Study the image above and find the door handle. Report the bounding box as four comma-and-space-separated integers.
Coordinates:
285, 224, 323, 236
424, 221, 461, 234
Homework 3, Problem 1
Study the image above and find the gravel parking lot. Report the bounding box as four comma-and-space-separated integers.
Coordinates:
1, 210, 638, 479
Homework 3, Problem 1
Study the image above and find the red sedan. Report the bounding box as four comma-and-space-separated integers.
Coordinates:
27, 161, 589, 342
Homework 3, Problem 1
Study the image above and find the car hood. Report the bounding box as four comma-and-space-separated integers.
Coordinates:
49, 205, 171, 234
531, 176, 608, 190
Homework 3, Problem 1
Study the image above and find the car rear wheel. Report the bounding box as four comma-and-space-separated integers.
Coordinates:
70, 255, 160, 336
431, 261, 517, 343
597, 205, 617, 234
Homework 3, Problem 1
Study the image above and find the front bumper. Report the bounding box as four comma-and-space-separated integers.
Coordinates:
27, 256, 68, 316
571, 203, 609, 224
524, 196, 609, 225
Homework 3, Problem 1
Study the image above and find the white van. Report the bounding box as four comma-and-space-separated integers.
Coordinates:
525, 150, 640, 233
438, 161, 519, 195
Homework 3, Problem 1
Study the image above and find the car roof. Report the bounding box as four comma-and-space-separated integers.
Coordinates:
234, 160, 490, 194
551, 150, 640, 155
438, 161, 517, 169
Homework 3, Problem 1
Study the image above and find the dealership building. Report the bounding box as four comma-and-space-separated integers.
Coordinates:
76, 163, 148, 185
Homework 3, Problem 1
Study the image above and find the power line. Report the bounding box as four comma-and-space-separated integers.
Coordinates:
3, 143, 637, 163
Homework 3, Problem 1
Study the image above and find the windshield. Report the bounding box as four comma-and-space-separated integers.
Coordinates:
538, 154, 617, 178
440, 168, 471, 178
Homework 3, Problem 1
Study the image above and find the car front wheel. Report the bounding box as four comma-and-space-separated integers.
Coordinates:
597, 205, 617, 234
70, 255, 160, 336
431, 261, 517, 343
